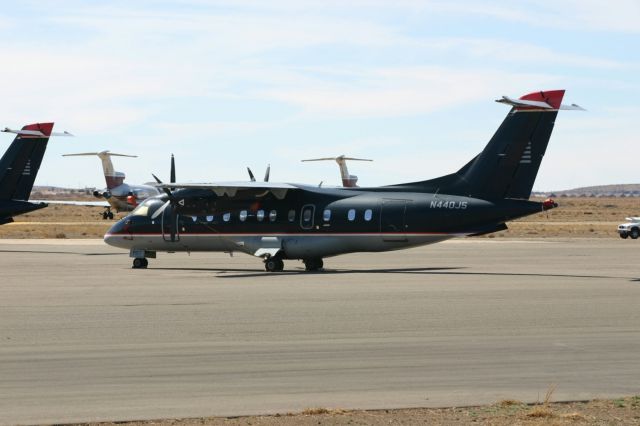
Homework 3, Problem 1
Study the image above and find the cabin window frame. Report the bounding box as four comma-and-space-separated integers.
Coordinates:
364, 209, 373, 221
347, 209, 356, 221
323, 209, 332, 222
300, 204, 315, 229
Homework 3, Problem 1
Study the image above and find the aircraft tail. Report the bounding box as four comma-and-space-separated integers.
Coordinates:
400, 90, 582, 200
63, 151, 137, 189
0, 123, 54, 201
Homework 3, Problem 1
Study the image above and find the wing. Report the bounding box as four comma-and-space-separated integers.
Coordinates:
156, 181, 300, 200
30, 199, 110, 207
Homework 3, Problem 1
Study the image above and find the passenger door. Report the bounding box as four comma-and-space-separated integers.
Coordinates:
380, 199, 410, 242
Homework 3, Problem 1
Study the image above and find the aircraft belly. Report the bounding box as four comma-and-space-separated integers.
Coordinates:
115, 233, 455, 258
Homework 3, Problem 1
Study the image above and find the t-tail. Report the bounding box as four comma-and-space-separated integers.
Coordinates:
62, 151, 137, 189
395, 90, 583, 200
0, 123, 55, 201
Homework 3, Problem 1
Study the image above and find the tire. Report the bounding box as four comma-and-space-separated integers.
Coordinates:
102, 211, 109, 220
265, 257, 283, 272
132, 258, 147, 269
107, 211, 114, 220
631, 228, 639, 239
303, 258, 324, 272
620, 232, 629, 239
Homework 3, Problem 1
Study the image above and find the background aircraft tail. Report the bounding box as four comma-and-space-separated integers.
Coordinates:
398, 90, 582, 200
63, 151, 137, 189
0, 123, 54, 201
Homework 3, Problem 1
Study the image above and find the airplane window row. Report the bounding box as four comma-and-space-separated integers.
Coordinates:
188, 208, 373, 224
323, 208, 373, 222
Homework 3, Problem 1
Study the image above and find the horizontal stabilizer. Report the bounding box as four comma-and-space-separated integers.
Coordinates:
63, 151, 137, 158
3, 128, 73, 137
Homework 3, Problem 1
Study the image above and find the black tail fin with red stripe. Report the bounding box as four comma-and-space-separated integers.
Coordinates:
394, 90, 575, 200
0, 123, 54, 201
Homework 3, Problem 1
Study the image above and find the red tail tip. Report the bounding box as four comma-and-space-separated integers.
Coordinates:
520, 90, 565, 110
22, 122, 54, 137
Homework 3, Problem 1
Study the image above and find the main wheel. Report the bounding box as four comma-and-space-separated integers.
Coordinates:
107, 211, 114, 220
303, 258, 324, 271
631, 228, 639, 239
132, 258, 147, 269
620, 232, 629, 239
264, 257, 284, 272
102, 211, 109, 220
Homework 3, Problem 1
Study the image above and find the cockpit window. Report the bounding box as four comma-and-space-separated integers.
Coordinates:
130, 198, 164, 217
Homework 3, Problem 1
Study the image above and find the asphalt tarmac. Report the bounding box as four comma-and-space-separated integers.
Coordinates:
1, 238, 639, 425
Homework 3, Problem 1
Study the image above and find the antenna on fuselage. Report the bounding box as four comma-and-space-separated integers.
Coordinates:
302, 155, 372, 187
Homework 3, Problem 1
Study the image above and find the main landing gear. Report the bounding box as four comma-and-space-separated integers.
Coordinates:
264, 256, 284, 272
102, 208, 114, 220
132, 258, 148, 269
303, 258, 323, 272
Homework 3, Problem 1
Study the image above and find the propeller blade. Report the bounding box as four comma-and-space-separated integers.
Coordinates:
170, 154, 176, 184
152, 173, 163, 184
151, 200, 170, 220
247, 167, 256, 182
263, 164, 270, 182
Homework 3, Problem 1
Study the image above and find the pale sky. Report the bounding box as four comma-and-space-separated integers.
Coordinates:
1, 0, 639, 191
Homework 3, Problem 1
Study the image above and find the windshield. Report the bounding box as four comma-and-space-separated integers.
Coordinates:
130, 198, 164, 217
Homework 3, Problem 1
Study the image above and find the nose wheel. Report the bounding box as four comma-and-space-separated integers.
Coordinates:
264, 256, 284, 272
132, 258, 148, 269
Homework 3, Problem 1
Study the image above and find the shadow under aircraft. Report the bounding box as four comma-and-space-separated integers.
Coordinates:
104, 90, 583, 271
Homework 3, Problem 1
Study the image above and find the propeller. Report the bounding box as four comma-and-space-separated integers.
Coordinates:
263, 164, 270, 182
150, 154, 178, 241
247, 165, 270, 182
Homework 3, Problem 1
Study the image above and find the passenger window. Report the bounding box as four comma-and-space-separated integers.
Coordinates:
288, 209, 296, 222
323, 209, 331, 222
269, 210, 277, 222
257, 210, 265, 221
191, 216, 197, 222
348, 209, 356, 221
364, 209, 373, 221
239, 210, 248, 222
223, 212, 231, 222
206, 215, 214, 222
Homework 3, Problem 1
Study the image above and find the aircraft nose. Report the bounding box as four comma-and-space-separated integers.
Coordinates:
104, 218, 132, 249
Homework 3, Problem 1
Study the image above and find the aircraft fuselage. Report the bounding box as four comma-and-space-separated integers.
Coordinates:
104, 186, 546, 259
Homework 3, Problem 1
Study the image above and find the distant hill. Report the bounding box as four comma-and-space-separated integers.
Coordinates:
534, 184, 640, 198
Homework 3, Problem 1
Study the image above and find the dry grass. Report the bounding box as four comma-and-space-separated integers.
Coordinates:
526, 384, 557, 418
69, 396, 640, 425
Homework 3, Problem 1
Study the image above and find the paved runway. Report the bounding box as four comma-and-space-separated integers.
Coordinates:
1, 238, 639, 425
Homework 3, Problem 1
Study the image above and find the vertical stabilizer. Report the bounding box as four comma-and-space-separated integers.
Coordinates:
63, 151, 137, 189
0, 123, 54, 201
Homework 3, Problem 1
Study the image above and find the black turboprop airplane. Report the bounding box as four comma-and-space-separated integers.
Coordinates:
105, 90, 581, 271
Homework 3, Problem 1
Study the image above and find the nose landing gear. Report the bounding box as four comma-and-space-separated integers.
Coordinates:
130, 249, 156, 269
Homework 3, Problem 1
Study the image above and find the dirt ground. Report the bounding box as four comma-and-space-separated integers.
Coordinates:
1, 196, 637, 239
77, 397, 640, 425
